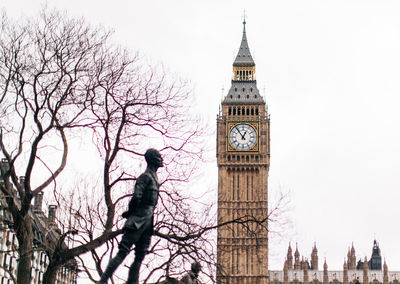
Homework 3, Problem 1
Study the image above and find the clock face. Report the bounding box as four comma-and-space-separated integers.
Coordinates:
229, 124, 257, 150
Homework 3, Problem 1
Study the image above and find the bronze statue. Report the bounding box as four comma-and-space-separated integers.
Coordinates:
181, 262, 201, 284
97, 149, 163, 284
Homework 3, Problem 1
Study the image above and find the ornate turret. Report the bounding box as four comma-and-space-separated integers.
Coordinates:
233, 18, 255, 67
343, 260, 349, 284
347, 249, 351, 269
284, 260, 289, 284
348, 243, 356, 270
311, 242, 318, 270
287, 243, 293, 269
294, 243, 301, 270
369, 239, 382, 270
383, 260, 389, 284
303, 258, 309, 284
323, 260, 329, 284
223, 19, 264, 105
363, 257, 369, 284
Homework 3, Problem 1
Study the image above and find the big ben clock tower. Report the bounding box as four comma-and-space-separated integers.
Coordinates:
216, 19, 270, 284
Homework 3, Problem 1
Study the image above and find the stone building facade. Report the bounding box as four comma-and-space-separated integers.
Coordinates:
269, 241, 400, 284
0, 159, 77, 283
216, 19, 270, 284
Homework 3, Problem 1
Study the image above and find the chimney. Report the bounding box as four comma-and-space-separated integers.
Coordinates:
0, 158, 10, 183
48, 205, 57, 225
33, 192, 43, 212
19, 176, 25, 186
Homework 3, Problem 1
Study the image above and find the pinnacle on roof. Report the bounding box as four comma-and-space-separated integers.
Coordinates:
351, 243, 355, 253
312, 242, 318, 253
233, 19, 255, 67
294, 243, 300, 257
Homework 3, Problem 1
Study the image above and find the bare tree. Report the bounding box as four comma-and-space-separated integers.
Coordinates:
0, 8, 290, 284
0, 8, 204, 284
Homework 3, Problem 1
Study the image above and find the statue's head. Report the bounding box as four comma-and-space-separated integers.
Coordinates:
191, 261, 201, 274
145, 148, 163, 168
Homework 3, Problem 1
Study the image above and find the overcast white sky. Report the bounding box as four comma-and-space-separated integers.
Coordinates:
2, 0, 400, 275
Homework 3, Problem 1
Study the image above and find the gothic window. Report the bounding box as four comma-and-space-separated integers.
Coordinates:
228, 107, 232, 115
250, 247, 254, 274
246, 175, 249, 200
246, 108, 249, 115
255, 108, 259, 115
251, 175, 254, 200
236, 248, 239, 274
233, 108, 236, 115
231, 250, 235, 274
251, 108, 254, 115
232, 175, 235, 200
237, 175, 240, 201
246, 247, 250, 274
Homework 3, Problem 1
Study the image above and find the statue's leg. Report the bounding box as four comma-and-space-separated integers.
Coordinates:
126, 224, 153, 284
97, 229, 139, 283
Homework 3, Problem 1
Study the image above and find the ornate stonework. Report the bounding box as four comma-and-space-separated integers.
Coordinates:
216, 19, 270, 284
270, 241, 399, 284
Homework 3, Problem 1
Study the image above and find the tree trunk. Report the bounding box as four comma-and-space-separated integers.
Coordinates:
42, 262, 59, 284
15, 214, 34, 284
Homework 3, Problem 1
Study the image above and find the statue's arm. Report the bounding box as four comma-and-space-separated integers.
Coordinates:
125, 173, 150, 216
180, 274, 190, 284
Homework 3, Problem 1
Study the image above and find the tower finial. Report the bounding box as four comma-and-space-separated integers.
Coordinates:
242, 10, 247, 25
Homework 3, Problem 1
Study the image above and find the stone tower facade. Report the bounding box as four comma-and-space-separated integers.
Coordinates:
216, 19, 270, 284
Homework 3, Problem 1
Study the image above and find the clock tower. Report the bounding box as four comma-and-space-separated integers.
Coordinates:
216, 19, 270, 284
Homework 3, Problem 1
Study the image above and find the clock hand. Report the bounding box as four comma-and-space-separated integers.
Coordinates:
241, 132, 247, 140
235, 126, 244, 138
